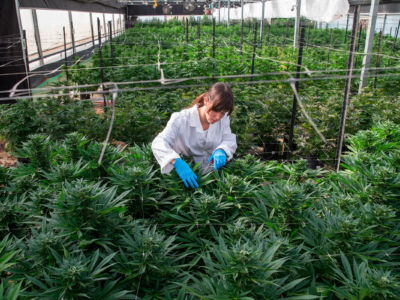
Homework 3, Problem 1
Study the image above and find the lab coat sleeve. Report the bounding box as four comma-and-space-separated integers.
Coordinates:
151, 112, 181, 174
215, 116, 237, 160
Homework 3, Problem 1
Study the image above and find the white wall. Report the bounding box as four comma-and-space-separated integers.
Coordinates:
20, 9, 125, 70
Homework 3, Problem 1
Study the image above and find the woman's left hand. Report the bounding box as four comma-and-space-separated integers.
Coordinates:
208, 149, 227, 170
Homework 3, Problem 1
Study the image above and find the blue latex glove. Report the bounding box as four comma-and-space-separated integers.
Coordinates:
173, 158, 199, 188
208, 149, 227, 170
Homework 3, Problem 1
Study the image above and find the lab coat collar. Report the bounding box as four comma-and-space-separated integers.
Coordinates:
189, 105, 204, 133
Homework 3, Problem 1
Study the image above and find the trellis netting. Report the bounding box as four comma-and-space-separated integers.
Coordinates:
214, 0, 349, 23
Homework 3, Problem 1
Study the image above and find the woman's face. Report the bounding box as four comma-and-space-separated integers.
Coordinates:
204, 96, 226, 124
205, 107, 226, 124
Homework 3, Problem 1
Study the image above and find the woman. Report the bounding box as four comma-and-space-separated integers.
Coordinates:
151, 82, 237, 188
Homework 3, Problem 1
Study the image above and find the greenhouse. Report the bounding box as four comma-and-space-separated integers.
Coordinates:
0, 0, 400, 298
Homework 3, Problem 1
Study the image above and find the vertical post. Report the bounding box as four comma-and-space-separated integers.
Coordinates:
288, 25, 305, 158
293, 0, 301, 48
198, 18, 200, 39
358, 0, 380, 93
306, 22, 311, 50
103, 13, 107, 41
68, 11, 76, 58
393, 20, 400, 50
251, 22, 258, 81
335, 5, 361, 172
31, 9, 44, 66
260, 0, 265, 42
327, 28, 333, 65
354, 23, 362, 66
108, 21, 113, 68
22, 30, 32, 97
212, 18, 216, 59
344, 13, 350, 43
185, 18, 189, 42
63, 27, 69, 81
382, 13, 387, 34
90, 12, 95, 47
228, 0, 231, 27
374, 31, 382, 89
97, 18, 107, 107
240, 0, 244, 56
284, 20, 289, 46
112, 13, 115, 36
266, 22, 271, 45
218, 0, 221, 23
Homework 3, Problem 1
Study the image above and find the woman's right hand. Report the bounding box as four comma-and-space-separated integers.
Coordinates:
173, 158, 199, 188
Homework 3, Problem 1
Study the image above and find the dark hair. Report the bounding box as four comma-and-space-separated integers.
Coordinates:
187, 82, 234, 115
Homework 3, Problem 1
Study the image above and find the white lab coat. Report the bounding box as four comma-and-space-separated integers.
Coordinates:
151, 105, 237, 174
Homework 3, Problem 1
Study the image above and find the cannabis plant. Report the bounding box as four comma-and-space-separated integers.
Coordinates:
49, 179, 129, 249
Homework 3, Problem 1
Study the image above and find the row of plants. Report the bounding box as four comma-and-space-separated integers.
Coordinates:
0, 19, 392, 161
0, 121, 399, 298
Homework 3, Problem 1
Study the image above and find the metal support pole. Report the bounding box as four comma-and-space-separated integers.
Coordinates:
240, 0, 244, 56
68, 11, 76, 58
103, 13, 107, 41
185, 18, 189, 42
335, 5, 360, 172
90, 12, 95, 47
354, 23, 362, 67
284, 20, 289, 46
108, 21, 113, 68
260, 0, 265, 42
382, 13, 387, 34
97, 18, 107, 107
288, 25, 305, 158
358, 0, 380, 93
251, 22, 258, 81
63, 27, 69, 81
227, 0, 231, 27
112, 13, 115, 36
328, 29, 333, 65
393, 20, 400, 50
198, 18, 200, 39
374, 31, 382, 89
344, 13, 350, 43
22, 30, 32, 97
306, 22, 311, 50
293, 0, 301, 48
212, 18, 215, 59
31, 9, 44, 66
218, 0, 221, 23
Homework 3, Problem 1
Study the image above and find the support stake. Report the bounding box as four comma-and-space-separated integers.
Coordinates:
109, 21, 114, 69
288, 25, 305, 158
335, 5, 360, 172
374, 31, 382, 89
90, 12, 95, 47
68, 11, 76, 58
358, 0, 380, 93
32, 9, 44, 66
185, 18, 189, 42
393, 20, 400, 51
97, 18, 107, 107
327, 29, 333, 65
63, 27, 69, 81
240, 0, 244, 56
251, 22, 258, 81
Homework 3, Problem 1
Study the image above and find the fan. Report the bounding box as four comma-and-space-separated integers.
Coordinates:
162, 4, 172, 14
183, 0, 196, 12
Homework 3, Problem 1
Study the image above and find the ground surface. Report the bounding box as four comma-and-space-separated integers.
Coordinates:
0, 140, 17, 168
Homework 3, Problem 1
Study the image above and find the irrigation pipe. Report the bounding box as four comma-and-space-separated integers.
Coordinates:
98, 84, 118, 165
2, 70, 400, 102
288, 78, 328, 144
